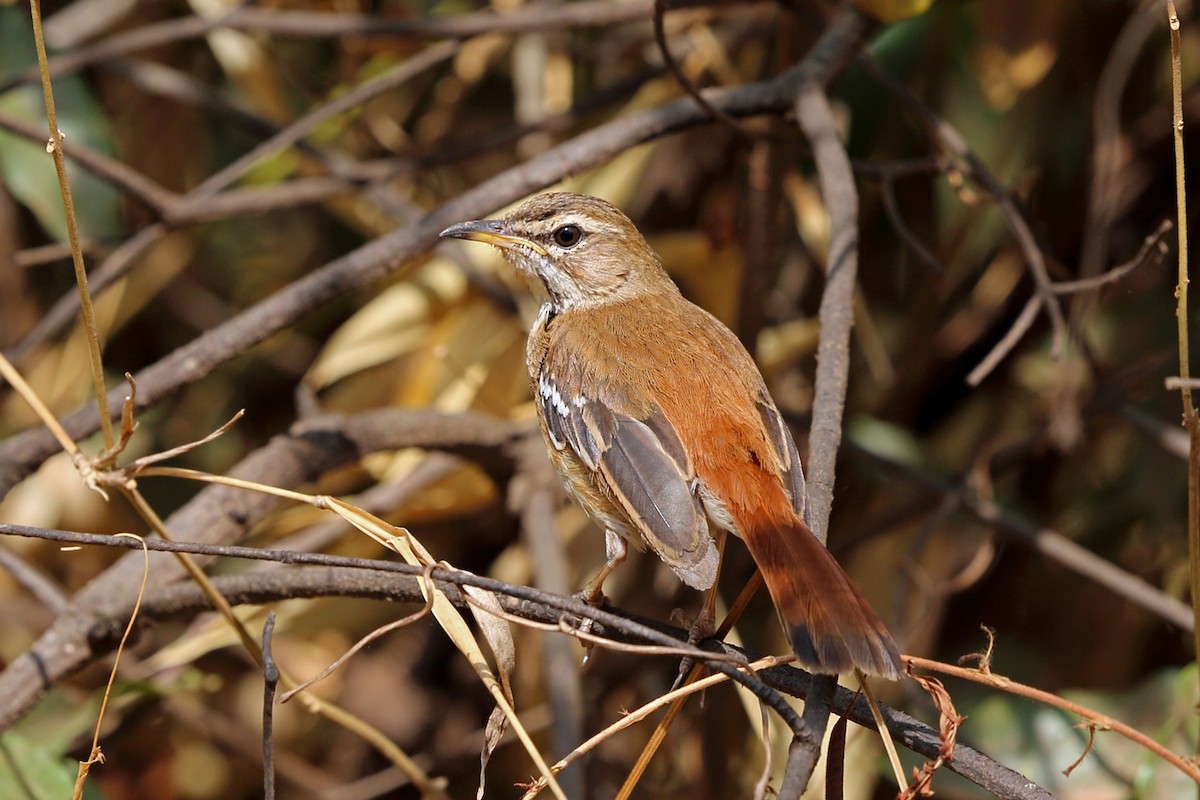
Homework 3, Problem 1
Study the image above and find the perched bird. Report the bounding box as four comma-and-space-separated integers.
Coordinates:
441, 193, 901, 678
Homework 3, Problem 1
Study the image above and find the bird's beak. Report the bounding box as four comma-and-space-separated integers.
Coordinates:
439, 219, 548, 256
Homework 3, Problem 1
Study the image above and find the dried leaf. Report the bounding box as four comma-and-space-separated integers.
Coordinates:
901, 673, 965, 798
464, 585, 517, 799
825, 707, 848, 800
325, 498, 567, 800
477, 705, 508, 800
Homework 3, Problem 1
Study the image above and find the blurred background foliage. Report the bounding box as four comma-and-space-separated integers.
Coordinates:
0, 0, 1198, 798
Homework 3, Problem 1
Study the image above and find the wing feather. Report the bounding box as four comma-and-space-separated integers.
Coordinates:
756, 396, 807, 525
587, 404, 718, 590
536, 371, 717, 590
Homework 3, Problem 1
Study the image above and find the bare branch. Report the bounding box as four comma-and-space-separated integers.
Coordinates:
779, 7, 873, 793
0, 525, 1050, 799
0, 0, 750, 94
859, 53, 1068, 385
0, 408, 529, 728
0, 2, 868, 505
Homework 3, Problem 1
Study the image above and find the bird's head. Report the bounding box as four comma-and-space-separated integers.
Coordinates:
440, 193, 672, 311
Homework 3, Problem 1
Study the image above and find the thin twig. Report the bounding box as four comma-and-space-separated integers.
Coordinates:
907, 655, 1200, 785
859, 52, 1068, 385
851, 443, 1195, 631
1062, 724, 1097, 778
965, 295, 1041, 386
877, 165, 946, 273
652, 0, 763, 139
1049, 219, 1171, 294
71, 533, 148, 800
28, 0, 114, 451
261, 611, 278, 800
1169, 0, 1193, 418
1166, 3, 1200, 741
0, 6, 867, 503
279, 566, 436, 702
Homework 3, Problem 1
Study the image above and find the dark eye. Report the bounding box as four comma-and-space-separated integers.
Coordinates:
552, 225, 583, 248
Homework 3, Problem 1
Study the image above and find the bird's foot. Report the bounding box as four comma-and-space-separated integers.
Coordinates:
671, 605, 716, 691
571, 586, 610, 667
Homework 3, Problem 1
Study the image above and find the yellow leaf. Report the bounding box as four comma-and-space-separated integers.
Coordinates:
851, 0, 934, 23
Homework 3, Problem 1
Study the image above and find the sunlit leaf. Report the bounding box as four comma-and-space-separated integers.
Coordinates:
852, 0, 935, 23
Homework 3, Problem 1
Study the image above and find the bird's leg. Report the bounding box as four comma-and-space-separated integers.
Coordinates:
672, 530, 727, 690
580, 529, 628, 607
692, 529, 727, 642
575, 530, 627, 666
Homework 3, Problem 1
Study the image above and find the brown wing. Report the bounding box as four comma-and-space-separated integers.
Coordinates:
537, 371, 718, 590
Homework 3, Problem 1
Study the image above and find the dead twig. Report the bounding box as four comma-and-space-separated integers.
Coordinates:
906, 654, 1200, 785
0, 523, 1053, 799
858, 52, 1067, 387
261, 612, 278, 800
0, 6, 865, 503
900, 669, 964, 799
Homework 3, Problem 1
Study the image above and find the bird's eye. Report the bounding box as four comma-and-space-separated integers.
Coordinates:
551, 225, 583, 248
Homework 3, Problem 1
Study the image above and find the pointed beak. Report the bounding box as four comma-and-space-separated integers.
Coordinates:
439, 219, 548, 256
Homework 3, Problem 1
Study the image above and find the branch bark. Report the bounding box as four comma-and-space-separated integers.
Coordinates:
0, 409, 529, 729
0, 6, 867, 503
0, 530, 1051, 800
780, 10, 872, 795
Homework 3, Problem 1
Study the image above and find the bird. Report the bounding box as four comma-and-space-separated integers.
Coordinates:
440, 192, 901, 678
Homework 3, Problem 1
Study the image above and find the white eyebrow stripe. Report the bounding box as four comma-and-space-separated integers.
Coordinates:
551, 214, 621, 236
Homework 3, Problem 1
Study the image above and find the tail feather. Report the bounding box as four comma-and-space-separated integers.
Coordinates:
741, 518, 901, 679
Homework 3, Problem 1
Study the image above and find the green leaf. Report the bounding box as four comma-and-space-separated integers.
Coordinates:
964, 666, 1198, 798
0, 7, 120, 242
0, 733, 107, 800
848, 415, 924, 466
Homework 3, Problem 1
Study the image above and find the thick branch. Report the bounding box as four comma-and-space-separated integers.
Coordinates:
0, 0, 738, 94
794, 83, 859, 545
777, 11, 872, 795
0, 6, 867, 503
0, 409, 529, 729
0, 535, 1050, 800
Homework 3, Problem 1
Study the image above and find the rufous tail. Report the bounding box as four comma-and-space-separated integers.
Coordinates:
740, 517, 901, 679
